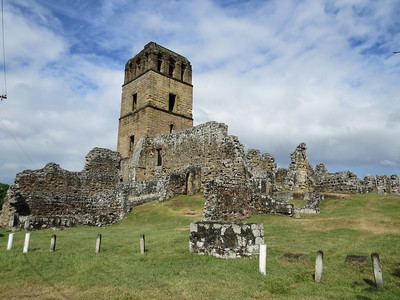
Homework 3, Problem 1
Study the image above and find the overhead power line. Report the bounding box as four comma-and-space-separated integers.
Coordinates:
0, 0, 6, 100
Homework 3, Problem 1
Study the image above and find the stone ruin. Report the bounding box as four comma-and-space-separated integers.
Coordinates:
0, 148, 126, 230
1, 42, 399, 231
2, 121, 397, 230
189, 221, 264, 258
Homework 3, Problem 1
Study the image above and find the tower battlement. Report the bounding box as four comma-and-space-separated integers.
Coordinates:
117, 42, 194, 158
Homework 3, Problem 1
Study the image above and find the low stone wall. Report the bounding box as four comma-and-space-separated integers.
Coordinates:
189, 221, 264, 258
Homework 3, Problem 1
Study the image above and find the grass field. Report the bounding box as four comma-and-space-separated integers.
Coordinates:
0, 193, 399, 299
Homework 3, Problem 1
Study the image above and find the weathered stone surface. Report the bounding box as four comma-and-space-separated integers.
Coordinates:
0, 148, 125, 230
284, 143, 315, 191
189, 221, 264, 258
118, 42, 193, 159
202, 173, 253, 222
314, 168, 363, 193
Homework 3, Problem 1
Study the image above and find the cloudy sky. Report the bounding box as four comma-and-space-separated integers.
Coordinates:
0, 0, 399, 185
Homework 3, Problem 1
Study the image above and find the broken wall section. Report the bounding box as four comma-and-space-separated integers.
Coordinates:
0, 148, 125, 230
189, 221, 264, 258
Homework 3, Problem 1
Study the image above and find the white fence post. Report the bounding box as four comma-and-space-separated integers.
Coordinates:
315, 250, 324, 282
50, 234, 57, 252
259, 244, 267, 275
140, 234, 145, 254
371, 253, 383, 288
23, 233, 31, 253
95, 234, 102, 253
6, 233, 14, 250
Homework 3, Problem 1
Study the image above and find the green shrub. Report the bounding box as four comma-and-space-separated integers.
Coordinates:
0, 182, 9, 210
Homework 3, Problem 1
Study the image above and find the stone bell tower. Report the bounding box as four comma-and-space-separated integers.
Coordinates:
117, 42, 193, 158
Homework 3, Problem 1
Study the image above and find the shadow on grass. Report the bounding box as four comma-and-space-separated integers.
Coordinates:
362, 278, 375, 287
355, 296, 372, 300
392, 268, 400, 278
23, 255, 70, 300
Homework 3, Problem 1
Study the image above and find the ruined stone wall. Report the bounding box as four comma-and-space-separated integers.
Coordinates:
284, 143, 315, 191
313, 163, 363, 193
363, 174, 400, 194
125, 121, 248, 184
202, 173, 253, 222
281, 145, 399, 195
189, 221, 264, 258
0, 148, 125, 230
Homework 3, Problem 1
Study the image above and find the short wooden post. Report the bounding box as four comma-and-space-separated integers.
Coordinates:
140, 234, 145, 254
315, 250, 324, 282
95, 234, 102, 253
371, 253, 383, 288
6, 233, 14, 250
50, 234, 57, 252
259, 244, 267, 275
23, 233, 31, 253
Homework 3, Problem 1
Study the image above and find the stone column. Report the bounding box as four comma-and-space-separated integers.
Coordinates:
148, 52, 158, 70
183, 65, 192, 84
160, 56, 168, 74
174, 61, 182, 80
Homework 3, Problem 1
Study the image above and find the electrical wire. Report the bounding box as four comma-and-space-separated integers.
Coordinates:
1, 0, 7, 99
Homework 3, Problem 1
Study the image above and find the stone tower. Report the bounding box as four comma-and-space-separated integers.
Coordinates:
117, 42, 193, 158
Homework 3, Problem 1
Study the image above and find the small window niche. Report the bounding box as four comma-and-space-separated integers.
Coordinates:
129, 135, 135, 152
157, 54, 162, 72
168, 59, 175, 77
169, 93, 176, 111
156, 148, 162, 166
169, 124, 174, 133
132, 93, 137, 111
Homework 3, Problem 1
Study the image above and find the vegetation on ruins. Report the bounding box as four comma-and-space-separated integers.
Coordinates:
0, 182, 9, 210
0, 193, 399, 299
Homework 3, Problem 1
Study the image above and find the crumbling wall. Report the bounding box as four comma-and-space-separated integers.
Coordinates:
313, 163, 363, 193
0, 148, 125, 230
284, 143, 315, 191
363, 174, 400, 194
189, 221, 264, 258
202, 173, 253, 222
120, 165, 202, 207
125, 121, 248, 185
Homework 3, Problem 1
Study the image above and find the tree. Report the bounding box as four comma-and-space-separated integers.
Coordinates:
0, 183, 9, 211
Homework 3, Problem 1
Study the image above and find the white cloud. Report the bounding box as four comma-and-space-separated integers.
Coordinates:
1, 0, 399, 184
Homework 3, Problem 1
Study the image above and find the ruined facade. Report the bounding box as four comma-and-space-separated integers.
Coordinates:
279, 144, 400, 195
1, 42, 399, 230
0, 148, 126, 230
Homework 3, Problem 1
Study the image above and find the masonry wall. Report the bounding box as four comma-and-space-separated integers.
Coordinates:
118, 42, 194, 158
189, 221, 264, 258
0, 148, 125, 230
125, 121, 248, 184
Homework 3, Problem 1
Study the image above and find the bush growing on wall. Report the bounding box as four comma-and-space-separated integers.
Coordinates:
0, 183, 9, 211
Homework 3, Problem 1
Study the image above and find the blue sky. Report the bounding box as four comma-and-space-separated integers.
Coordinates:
0, 0, 400, 184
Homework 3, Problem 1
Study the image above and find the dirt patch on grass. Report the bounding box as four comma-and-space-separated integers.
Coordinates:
357, 217, 400, 234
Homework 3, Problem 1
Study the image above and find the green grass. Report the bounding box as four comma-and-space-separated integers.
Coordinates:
0, 193, 399, 299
